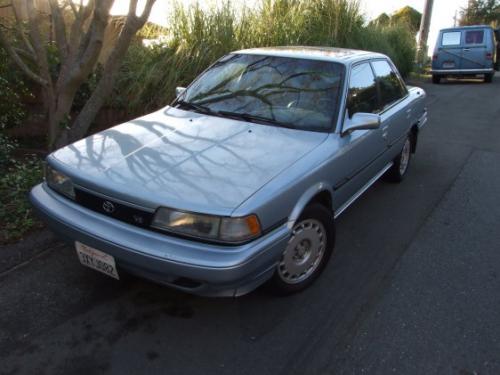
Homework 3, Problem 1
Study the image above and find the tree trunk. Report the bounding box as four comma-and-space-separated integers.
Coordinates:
46, 87, 81, 148
56, 19, 152, 146
1, 0, 156, 150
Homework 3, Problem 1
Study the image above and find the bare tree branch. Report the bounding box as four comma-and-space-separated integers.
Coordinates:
138, 0, 156, 23
0, 26, 48, 85
67, 0, 94, 56
72, 0, 112, 81
66, 0, 78, 17
61, 0, 158, 145
11, 1, 36, 58
128, 0, 139, 16
25, 0, 51, 84
13, 46, 35, 60
48, 0, 69, 62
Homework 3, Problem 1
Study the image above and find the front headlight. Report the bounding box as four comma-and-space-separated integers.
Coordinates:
45, 165, 75, 200
152, 207, 261, 243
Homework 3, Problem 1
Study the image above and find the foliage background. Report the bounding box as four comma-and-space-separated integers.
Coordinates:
111, 0, 417, 116
459, 0, 500, 27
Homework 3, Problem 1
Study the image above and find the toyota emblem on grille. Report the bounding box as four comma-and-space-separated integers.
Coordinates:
102, 200, 115, 213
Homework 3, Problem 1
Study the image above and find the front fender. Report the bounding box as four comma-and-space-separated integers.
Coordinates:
287, 182, 334, 229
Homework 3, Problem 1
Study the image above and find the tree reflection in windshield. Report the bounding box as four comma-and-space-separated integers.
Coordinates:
181, 54, 345, 131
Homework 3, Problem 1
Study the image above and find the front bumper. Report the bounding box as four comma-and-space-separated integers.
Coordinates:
30, 183, 290, 297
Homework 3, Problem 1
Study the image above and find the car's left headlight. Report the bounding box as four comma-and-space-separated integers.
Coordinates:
151, 207, 261, 243
45, 164, 75, 200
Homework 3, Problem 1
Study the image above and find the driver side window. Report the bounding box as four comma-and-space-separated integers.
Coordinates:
347, 63, 379, 118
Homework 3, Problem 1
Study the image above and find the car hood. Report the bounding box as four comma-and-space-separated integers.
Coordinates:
49, 107, 328, 215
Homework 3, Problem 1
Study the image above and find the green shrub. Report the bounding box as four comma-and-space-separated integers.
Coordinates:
0, 134, 17, 169
0, 151, 44, 244
0, 48, 30, 130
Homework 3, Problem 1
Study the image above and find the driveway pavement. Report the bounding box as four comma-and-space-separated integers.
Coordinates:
1, 74, 499, 375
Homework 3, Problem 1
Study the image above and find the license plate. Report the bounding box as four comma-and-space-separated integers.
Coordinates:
75, 242, 119, 280
442, 61, 455, 68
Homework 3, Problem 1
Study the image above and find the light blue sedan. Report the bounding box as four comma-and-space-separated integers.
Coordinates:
30, 47, 427, 296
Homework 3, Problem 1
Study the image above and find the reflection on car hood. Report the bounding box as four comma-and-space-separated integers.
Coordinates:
49, 107, 328, 215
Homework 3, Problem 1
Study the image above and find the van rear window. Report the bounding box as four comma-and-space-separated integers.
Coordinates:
442, 31, 461, 46
465, 30, 484, 44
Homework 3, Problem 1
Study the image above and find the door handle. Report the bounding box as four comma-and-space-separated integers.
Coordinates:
463, 48, 470, 52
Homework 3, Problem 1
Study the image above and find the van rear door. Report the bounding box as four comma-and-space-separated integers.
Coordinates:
437, 30, 463, 70
461, 28, 490, 70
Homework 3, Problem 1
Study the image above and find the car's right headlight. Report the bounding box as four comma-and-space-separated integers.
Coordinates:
45, 164, 75, 200
151, 207, 261, 243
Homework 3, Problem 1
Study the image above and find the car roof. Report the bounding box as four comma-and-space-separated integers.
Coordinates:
440, 25, 493, 32
233, 46, 387, 65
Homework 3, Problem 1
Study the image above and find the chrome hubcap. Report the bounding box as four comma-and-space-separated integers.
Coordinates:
399, 138, 411, 175
278, 219, 326, 284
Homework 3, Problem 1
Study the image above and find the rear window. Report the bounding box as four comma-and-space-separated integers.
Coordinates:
371, 60, 407, 110
465, 30, 484, 44
442, 31, 461, 46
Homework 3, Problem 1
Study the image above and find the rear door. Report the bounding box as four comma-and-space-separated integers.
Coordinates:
437, 30, 463, 70
371, 59, 409, 149
461, 28, 490, 70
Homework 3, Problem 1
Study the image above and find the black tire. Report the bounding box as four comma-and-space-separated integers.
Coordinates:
385, 135, 412, 183
432, 75, 441, 84
267, 203, 335, 295
484, 73, 493, 83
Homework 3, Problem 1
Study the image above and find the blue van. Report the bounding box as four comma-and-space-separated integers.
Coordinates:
431, 25, 498, 83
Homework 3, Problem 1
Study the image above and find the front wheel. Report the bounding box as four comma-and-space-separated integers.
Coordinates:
484, 73, 493, 83
268, 204, 335, 295
432, 75, 441, 84
385, 136, 412, 183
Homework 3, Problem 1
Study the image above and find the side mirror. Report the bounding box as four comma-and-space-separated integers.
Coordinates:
342, 112, 381, 136
176, 87, 186, 97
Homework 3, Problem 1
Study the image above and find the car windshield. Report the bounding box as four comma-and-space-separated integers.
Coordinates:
178, 53, 345, 131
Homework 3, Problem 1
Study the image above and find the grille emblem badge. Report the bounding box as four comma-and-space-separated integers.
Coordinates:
102, 200, 115, 214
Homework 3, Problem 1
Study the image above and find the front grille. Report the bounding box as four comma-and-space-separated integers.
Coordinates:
75, 188, 154, 228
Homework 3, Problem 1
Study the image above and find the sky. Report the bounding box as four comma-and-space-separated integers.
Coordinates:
111, 0, 470, 54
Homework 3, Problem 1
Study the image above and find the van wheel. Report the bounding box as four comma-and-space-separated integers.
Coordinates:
268, 204, 334, 295
385, 136, 411, 183
432, 75, 441, 84
484, 73, 493, 83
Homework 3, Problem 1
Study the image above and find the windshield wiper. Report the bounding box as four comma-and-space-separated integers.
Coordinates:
176, 100, 214, 115
215, 110, 296, 129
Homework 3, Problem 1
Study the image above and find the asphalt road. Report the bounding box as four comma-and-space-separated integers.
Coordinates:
1, 74, 499, 375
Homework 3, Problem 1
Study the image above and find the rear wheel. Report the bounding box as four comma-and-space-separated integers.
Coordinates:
385, 136, 412, 183
432, 75, 441, 84
268, 204, 334, 295
484, 73, 493, 83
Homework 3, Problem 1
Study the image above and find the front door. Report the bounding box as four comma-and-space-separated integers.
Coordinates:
332, 62, 387, 210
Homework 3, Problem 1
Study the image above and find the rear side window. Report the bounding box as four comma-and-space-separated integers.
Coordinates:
347, 63, 379, 118
371, 60, 407, 110
465, 30, 484, 44
442, 31, 461, 46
